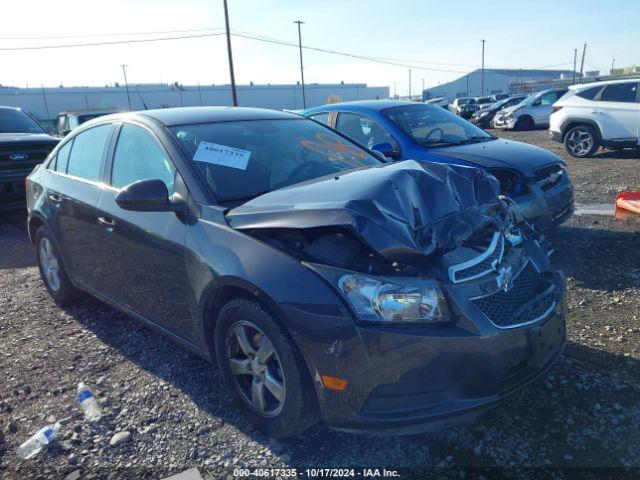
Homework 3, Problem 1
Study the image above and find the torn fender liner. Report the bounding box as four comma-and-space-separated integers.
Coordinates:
226, 160, 506, 265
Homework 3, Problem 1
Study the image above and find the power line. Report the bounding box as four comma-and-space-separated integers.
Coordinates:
0, 32, 226, 51
0, 27, 224, 41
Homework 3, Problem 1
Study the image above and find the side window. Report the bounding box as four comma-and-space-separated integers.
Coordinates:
577, 86, 602, 100
66, 125, 112, 182
599, 83, 639, 103
336, 113, 395, 149
309, 112, 330, 126
54, 140, 73, 173
111, 124, 176, 193
538, 92, 558, 105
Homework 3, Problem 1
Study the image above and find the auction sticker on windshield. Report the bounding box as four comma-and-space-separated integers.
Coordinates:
193, 141, 251, 170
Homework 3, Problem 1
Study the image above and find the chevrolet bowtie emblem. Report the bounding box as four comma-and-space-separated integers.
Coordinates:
496, 265, 514, 292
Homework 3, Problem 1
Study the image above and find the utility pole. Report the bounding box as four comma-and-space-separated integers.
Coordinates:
393, 81, 397, 99
198, 83, 203, 105
120, 64, 132, 111
408, 68, 412, 100
481, 39, 486, 95
573, 49, 577, 84
578, 43, 587, 83
466, 74, 469, 97
40, 85, 50, 119
223, 0, 238, 106
293, 20, 306, 108
421, 78, 425, 101
611, 58, 616, 75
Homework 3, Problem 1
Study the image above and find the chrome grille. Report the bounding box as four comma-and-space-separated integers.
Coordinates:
472, 262, 555, 328
448, 231, 504, 283
534, 164, 565, 192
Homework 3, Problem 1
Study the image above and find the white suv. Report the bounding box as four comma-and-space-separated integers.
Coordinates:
550, 79, 640, 158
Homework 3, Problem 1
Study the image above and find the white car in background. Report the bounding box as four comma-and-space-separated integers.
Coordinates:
550, 79, 640, 157
493, 88, 568, 130
425, 97, 449, 108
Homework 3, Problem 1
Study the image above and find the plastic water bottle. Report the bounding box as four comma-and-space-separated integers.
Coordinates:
17, 422, 61, 459
77, 382, 101, 421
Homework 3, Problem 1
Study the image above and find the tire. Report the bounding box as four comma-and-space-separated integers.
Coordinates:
34, 225, 80, 304
215, 299, 319, 438
564, 125, 599, 158
514, 116, 534, 131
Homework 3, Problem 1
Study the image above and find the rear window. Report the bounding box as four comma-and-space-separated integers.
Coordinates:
576, 86, 602, 100
170, 118, 381, 202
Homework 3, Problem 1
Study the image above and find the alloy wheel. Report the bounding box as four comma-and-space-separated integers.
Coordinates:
226, 321, 286, 417
39, 237, 61, 292
566, 128, 594, 157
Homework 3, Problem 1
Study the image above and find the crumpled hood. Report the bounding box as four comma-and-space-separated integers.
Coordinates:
435, 138, 562, 177
226, 160, 507, 265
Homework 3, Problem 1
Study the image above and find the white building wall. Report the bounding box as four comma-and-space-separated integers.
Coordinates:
0, 83, 389, 120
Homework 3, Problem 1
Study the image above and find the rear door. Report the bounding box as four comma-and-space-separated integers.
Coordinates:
533, 90, 564, 125
593, 81, 640, 142
93, 122, 194, 341
45, 124, 114, 290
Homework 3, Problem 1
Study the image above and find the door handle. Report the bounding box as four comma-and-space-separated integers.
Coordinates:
97, 216, 116, 232
591, 110, 600, 115
49, 193, 62, 205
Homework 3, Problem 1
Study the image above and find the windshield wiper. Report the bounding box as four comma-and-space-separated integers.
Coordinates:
420, 139, 462, 147
458, 136, 495, 144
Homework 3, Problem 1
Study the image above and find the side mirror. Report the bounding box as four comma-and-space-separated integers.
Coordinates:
371, 142, 398, 160
115, 178, 177, 212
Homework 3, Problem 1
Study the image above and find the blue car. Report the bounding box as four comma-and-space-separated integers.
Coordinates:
302, 100, 573, 229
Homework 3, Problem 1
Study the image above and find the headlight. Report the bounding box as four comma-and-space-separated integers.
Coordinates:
479, 111, 490, 117
311, 265, 449, 324
491, 169, 526, 196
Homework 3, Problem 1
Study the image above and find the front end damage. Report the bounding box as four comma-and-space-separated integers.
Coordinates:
226, 160, 566, 433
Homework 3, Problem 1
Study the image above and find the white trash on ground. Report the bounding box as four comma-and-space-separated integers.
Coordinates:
17, 422, 61, 459
77, 382, 101, 421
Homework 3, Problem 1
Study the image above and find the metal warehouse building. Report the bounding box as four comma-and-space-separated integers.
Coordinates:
0, 82, 389, 121
423, 68, 577, 102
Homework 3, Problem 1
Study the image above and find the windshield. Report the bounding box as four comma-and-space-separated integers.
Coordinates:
477, 97, 492, 104
0, 109, 46, 134
383, 104, 493, 147
171, 118, 382, 202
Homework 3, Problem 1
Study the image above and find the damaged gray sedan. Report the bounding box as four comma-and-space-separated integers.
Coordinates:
26, 107, 566, 438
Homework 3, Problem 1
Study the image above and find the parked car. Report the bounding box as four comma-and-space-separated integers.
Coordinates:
549, 79, 640, 157
425, 97, 449, 109
475, 96, 495, 110
0, 106, 59, 211
493, 88, 569, 130
27, 107, 566, 437
471, 95, 528, 128
57, 109, 117, 136
303, 100, 574, 229
491, 93, 511, 102
451, 97, 480, 118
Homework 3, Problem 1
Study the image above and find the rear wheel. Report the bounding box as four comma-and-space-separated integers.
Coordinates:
215, 299, 319, 438
34, 225, 79, 304
564, 125, 599, 158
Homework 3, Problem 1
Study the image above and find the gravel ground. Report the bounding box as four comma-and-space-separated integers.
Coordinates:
1, 132, 639, 479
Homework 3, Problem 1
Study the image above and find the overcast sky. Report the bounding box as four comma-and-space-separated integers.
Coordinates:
2, 0, 638, 95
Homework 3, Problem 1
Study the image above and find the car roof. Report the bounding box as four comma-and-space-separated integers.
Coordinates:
0, 105, 22, 112
305, 100, 415, 113
58, 109, 118, 116
568, 77, 640, 90
136, 106, 301, 126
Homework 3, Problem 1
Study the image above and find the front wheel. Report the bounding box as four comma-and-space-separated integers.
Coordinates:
215, 299, 319, 438
514, 116, 534, 131
564, 125, 599, 158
